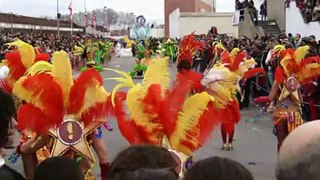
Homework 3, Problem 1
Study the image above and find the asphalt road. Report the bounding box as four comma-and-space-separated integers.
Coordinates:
6, 56, 277, 180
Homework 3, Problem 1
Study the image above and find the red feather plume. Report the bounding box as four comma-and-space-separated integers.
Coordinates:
159, 70, 202, 137
17, 104, 48, 134
198, 102, 225, 146
0, 80, 12, 93
220, 51, 232, 65
5, 51, 27, 84
34, 53, 50, 62
177, 33, 205, 64
230, 52, 246, 71
67, 68, 103, 114
141, 84, 163, 115
112, 91, 145, 144
17, 74, 64, 133
244, 67, 265, 79
275, 67, 286, 83
81, 91, 126, 126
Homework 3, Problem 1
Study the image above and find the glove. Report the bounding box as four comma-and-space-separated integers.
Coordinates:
0, 66, 9, 79
254, 96, 270, 104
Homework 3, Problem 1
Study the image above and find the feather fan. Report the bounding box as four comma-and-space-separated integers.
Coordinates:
14, 74, 64, 133
169, 92, 213, 155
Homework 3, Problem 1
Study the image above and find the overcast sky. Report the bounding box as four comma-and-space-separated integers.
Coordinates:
0, 0, 238, 23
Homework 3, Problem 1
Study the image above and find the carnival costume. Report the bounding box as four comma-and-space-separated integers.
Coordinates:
73, 40, 104, 72
108, 33, 240, 176
130, 42, 151, 78
94, 41, 114, 66
5, 47, 124, 180
255, 45, 320, 151
157, 39, 177, 63
209, 46, 264, 150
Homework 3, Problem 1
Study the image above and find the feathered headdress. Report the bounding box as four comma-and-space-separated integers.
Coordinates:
219, 47, 264, 79
0, 40, 50, 92
177, 33, 205, 64
275, 45, 320, 84
13, 51, 121, 133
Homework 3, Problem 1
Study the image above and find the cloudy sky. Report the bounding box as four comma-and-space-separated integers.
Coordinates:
0, 0, 238, 23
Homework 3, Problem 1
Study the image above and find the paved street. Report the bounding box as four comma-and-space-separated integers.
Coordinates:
7, 56, 277, 180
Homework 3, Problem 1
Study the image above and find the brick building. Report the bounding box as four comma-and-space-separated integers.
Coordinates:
164, 0, 215, 36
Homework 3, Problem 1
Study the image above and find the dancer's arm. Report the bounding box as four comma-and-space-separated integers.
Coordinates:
19, 134, 49, 154
269, 81, 280, 101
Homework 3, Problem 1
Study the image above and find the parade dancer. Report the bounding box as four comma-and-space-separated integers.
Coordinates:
255, 45, 320, 151
130, 41, 152, 78
11, 51, 124, 180
73, 40, 104, 72
208, 45, 264, 150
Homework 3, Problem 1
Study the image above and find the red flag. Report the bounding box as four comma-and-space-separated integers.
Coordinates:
92, 11, 97, 29
68, 1, 73, 22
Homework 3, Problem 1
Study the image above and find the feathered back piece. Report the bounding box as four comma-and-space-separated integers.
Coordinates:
0, 40, 50, 92
220, 48, 246, 72
219, 47, 264, 79
108, 58, 170, 145
13, 51, 116, 134
177, 33, 205, 64
276, 45, 320, 83
109, 58, 234, 156
0, 40, 49, 92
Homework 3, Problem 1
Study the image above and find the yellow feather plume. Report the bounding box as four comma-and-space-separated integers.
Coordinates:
273, 45, 286, 53
106, 68, 135, 106
126, 84, 162, 144
280, 54, 292, 76
170, 92, 213, 155
52, 51, 74, 106
236, 58, 257, 78
294, 45, 310, 63
77, 84, 110, 118
230, 48, 240, 59
0, 61, 7, 67
12, 77, 44, 109
73, 45, 85, 56
296, 63, 320, 82
212, 41, 226, 52
6, 40, 35, 68
142, 58, 170, 95
25, 61, 53, 76
202, 65, 237, 108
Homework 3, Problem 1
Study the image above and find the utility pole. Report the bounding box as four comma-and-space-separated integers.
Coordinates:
10, 12, 13, 34
57, 0, 60, 38
84, 0, 87, 36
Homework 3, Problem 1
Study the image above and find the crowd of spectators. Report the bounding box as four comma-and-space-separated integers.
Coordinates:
0, 33, 118, 69
235, 0, 267, 23
236, 0, 320, 24
286, 0, 320, 22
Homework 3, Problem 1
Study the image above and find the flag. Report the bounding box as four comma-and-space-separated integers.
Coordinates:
68, 1, 73, 22
84, 12, 88, 27
92, 11, 97, 29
